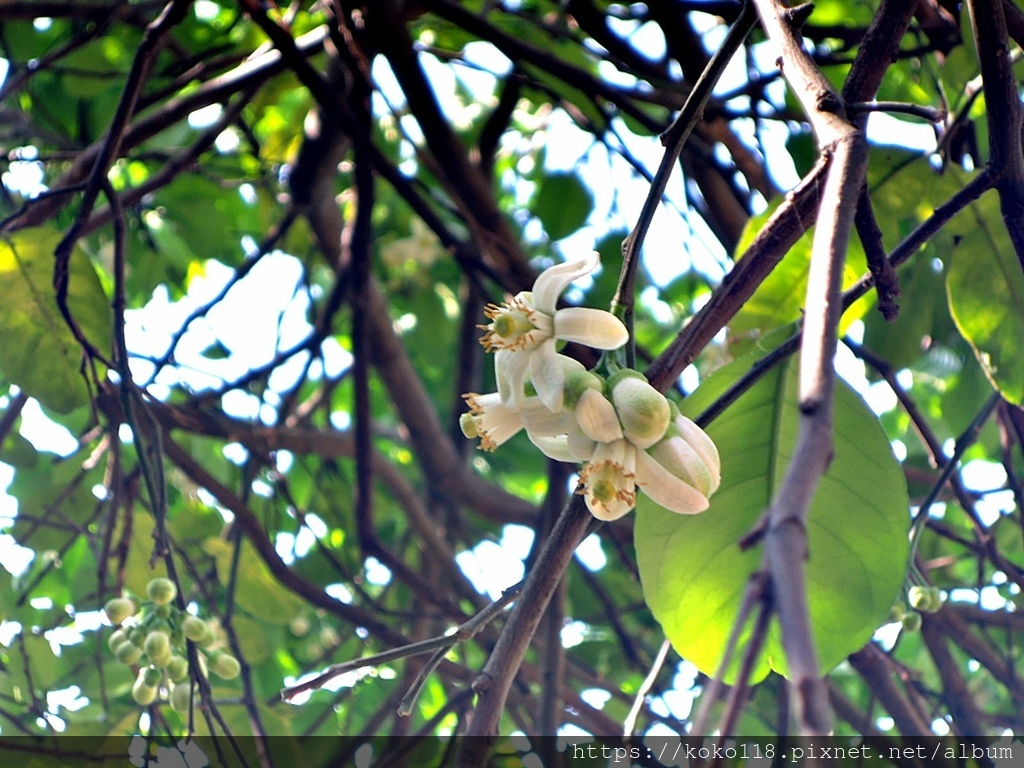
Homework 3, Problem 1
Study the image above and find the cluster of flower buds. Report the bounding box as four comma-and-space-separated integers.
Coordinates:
889, 584, 943, 632
104, 577, 241, 709
461, 252, 721, 520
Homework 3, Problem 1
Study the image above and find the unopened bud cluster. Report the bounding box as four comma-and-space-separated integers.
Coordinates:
461, 253, 721, 520
104, 577, 240, 709
889, 585, 943, 633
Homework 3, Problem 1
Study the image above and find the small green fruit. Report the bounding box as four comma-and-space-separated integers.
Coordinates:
144, 631, 170, 659
104, 597, 136, 626
115, 641, 144, 665
182, 616, 208, 643
147, 578, 177, 606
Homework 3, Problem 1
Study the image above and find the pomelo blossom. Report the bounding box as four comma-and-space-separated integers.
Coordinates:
532, 374, 721, 520
479, 252, 628, 411
461, 356, 603, 451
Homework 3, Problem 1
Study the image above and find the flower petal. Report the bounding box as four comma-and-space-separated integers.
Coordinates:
574, 389, 623, 443
672, 415, 721, 493
529, 338, 566, 411
532, 252, 599, 315
648, 435, 715, 497
553, 307, 629, 350
529, 434, 578, 463
519, 400, 578, 436
635, 449, 709, 514
495, 348, 530, 408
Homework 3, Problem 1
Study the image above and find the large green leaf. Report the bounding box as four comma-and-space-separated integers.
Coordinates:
635, 351, 909, 682
945, 190, 1024, 404
0, 227, 112, 413
534, 172, 593, 241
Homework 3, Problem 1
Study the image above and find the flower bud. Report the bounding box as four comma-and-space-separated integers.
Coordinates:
908, 585, 942, 614
144, 631, 170, 659
574, 389, 623, 443
108, 628, 129, 652
170, 681, 191, 713
132, 677, 158, 706
147, 578, 177, 606
610, 373, 670, 449
167, 656, 189, 683
208, 651, 241, 680
115, 641, 144, 665
182, 616, 209, 643
901, 612, 922, 632
104, 597, 136, 626
648, 415, 721, 497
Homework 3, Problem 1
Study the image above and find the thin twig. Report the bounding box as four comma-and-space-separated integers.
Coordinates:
280, 582, 522, 702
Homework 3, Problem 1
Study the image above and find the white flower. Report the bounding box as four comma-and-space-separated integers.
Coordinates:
460, 392, 576, 452
579, 439, 638, 521
569, 403, 722, 519
480, 252, 628, 411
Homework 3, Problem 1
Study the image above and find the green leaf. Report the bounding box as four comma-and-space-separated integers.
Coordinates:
204, 537, 305, 625
0, 227, 112, 413
534, 172, 593, 241
635, 351, 909, 683
729, 204, 871, 355
945, 189, 1024, 404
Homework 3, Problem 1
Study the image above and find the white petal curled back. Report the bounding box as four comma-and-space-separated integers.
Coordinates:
574, 389, 623, 443
635, 449, 710, 514
531, 251, 599, 315
553, 307, 629, 350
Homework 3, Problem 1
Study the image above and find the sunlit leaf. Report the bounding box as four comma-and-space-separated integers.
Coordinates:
636, 350, 909, 682
0, 227, 112, 413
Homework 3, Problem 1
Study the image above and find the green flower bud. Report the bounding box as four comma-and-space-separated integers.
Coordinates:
115, 641, 144, 665
132, 678, 158, 706
147, 578, 177, 606
182, 616, 208, 643
908, 585, 942, 614
901, 612, 922, 633
108, 628, 129, 652
143, 666, 163, 687
167, 656, 189, 683
144, 631, 170, 659
155, 604, 172, 620
104, 597, 136, 626
170, 682, 191, 713
610, 375, 670, 449
210, 652, 241, 680
128, 627, 147, 646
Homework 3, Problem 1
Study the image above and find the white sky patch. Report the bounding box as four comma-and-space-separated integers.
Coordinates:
18, 399, 79, 457
575, 533, 607, 571
456, 540, 525, 600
